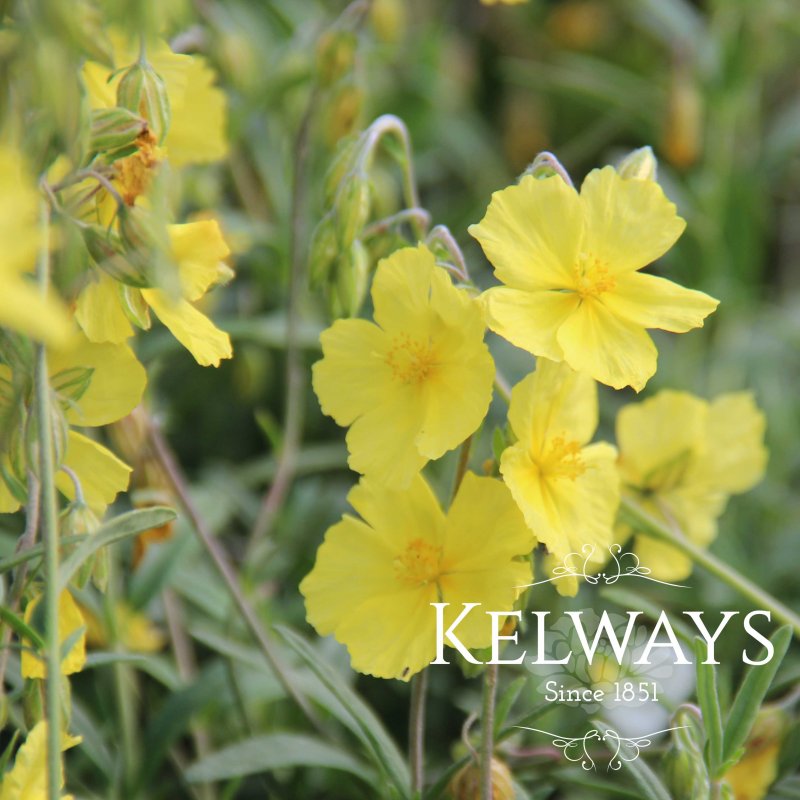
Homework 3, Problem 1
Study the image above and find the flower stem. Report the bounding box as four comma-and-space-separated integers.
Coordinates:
480, 663, 498, 800
620, 496, 800, 638
34, 200, 62, 800
409, 669, 428, 794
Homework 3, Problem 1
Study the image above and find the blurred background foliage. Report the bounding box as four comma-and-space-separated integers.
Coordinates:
2, 0, 800, 797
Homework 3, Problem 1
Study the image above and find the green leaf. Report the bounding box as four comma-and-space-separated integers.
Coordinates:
595, 721, 673, 800
722, 625, 792, 770
58, 506, 176, 593
0, 603, 45, 649
423, 755, 470, 800
185, 732, 372, 783
494, 675, 527, 738
694, 637, 724, 776
276, 625, 411, 798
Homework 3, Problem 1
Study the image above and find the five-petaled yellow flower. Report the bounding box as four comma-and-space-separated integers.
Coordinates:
470, 166, 719, 391
616, 390, 767, 581
75, 219, 233, 367
0, 722, 80, 800
301, 472, 532, 680
500, 358, 619, 579
312, 244, 495, 487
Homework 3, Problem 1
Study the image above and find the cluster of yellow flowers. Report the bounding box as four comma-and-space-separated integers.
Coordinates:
301, 158, 767, 681
0, 30, 230, 796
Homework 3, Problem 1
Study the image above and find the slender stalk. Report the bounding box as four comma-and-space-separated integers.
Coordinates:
146, 418, 322, 730
409, 669, 428, 794
34, 200, 61, 800
480, 663, 498, 800
452, 435, 473, 499
620, 496, 800, 638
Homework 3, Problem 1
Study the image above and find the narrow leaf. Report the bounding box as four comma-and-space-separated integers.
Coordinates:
723, 625, 792, 768
494, 675, 527, 738
694, 637, 724, 775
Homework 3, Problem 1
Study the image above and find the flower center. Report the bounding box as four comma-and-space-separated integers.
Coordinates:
114, 130, 163, 206
573, 253, 615, 299
540, 436, 586, 481
394, 538, 443, 587
385, 334, 437, 384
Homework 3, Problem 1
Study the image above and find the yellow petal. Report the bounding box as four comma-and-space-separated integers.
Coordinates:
508, 359, 598, 452
0, 279, 72, 347
634, 534, 693, 583
21, 591, 87, 679
603, 271, 718, 332
556, 297, 657, 391
0, 721, 80, 800
0, 145, 40, 274
580, 166, 686, 274
695, 393, 768, 494
164, 55, 228, 167
469, 174, 582, 291
482, 287, 578, 362
75, 272, 134, 344
312, 319, 391, 426
170, 219, 231, 302
56, 430, 131, 513
143, 289, 232, 366
49, 335, 146, 426
616, 390, 706, 489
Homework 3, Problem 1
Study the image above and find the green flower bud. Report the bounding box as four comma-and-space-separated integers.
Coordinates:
308, 213, 340, 289
89, 107, 148, 154
336, 171, 371, 247
62, 502, 101, 588
117, 61, 171, 143
316, 29, 358, 87
522, 151, 574, 187
92, 546, 110, 593
335, 239, 370, 318
664, 705, 710, 800
324, 134, 360, 204
51, 365, 94, 405
618, 146, 658, 181
118, 285, 152, 331
82, 224, 151, 288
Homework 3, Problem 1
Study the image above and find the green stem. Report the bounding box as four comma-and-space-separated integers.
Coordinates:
409, 669, 428, 794
34, 201, 61, 800
620, 496, 800, 638
480, 663, 498, 800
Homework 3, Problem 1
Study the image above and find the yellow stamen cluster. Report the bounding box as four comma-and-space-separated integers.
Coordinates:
541, 435, 586, 481
385, 333, 437, 384
573, 253, 616, 299
393, 538, 443, 586
115, 130, 163, 206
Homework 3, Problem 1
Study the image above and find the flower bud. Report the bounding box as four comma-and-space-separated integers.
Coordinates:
371, 0, 407, 44
62, 502, 101, 588
335, 239, 370, 318
118, 285, 152, 330
92, 546, 110, 592
663, 705, 710, 800
308, 213, 340, 289
324, 134, 360, 204
449, 757, 515, 800
117, 61, 171, 144
521, 151, 574, 187
22, 679, 44, 730
89, 107, 148, 154
336, 172, 371, 247
82, 224, 151, 287
323, 81, 363, 148
51, 365, 94, 405
316, 29, 358, 87
618, 146, 658, 181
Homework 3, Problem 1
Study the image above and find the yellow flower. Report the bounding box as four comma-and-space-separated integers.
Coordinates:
0, 722, 80, 800
0, 333, 146, 514
470, 167, 718, 391
0, 146, 70, 345
616, 390, 767, 581
84, 602, 166, 653
723, 708, 785, 800
21, 590, 87, 679
75, 218, 233, 367
300, 472, 532, 680
82, 34, 227, 167
312, 244, 494, 487
500, 358, 619, 574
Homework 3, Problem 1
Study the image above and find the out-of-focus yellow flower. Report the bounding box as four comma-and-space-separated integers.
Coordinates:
84, 602, 166, 653
82, 34, 227, 167
312, 244, 494, 487
500, 358, 619, 585
0, 333, 145, 513
75, 218, 233, 367
723, 708, 786, 800
617, 390, 767, 581
450, 757, 516, 800
0, 721, 80, 800
481, 0, 528, 5
21, 591, 87, 679
0, 147, 70, 345
301, 472, 532, 680
471, 167, 718, 391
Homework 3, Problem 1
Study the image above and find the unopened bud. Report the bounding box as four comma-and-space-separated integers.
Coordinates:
324, 82, 363, 147
92, 546, 110, 592
82, 224, 151, 287
22, 679, 44, 729
118, 285, 152, 330
335, 239, 370, 318
324, 134, 360, 204
62, 502, 101, 588
117, 61, 171, 143
336, 172, 371, 247
51, 366, 94, 405
316, 29, 358, 87
618, 146, 658, 181
89, 107, 148, 153
664, 705, 710, 800
308, 213, 340, 288
449, 757, 515, 800
522, 151, 574, 187
371, 0, 407, 44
